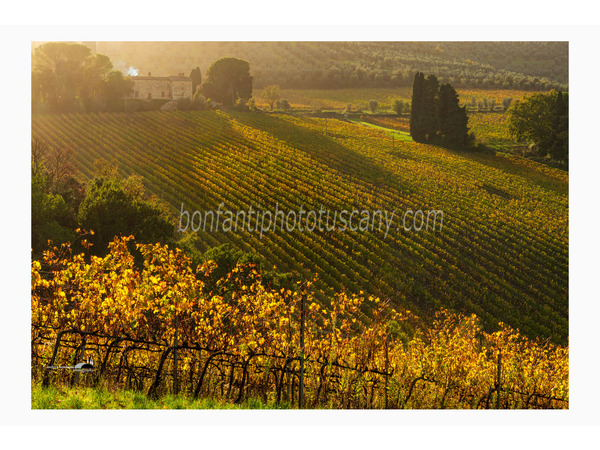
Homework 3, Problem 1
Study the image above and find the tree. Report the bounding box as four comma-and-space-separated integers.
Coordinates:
192, 91, 209, 110
80, 53, 114, 109
32, 170, 75, 254
410, 72, 426, 142
393, 99, 404, 115
31, 139, 85, 255
200, 58, 253, 108
277, 98, 290, 111
419, 75, 440, 141
32, 42, 113, 113
549, 91, 568, 161
190, 66, 202, 94
507, 90, 567, 160
77, 173, 174, 257
411, 73, 473, 148
368, 100, 378, 113
262, 84, 281, 111
438, 83, 471, 147
102, 70, 133, 110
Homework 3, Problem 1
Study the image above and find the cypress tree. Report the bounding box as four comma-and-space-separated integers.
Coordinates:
420, 75, 440, 141
438, 83, 471, 147
411, 73, 473, 148
410, 72, 425, 142
190, 66, 202, 94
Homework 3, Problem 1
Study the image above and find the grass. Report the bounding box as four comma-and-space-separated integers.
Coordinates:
348, 118, 413, 142
31, 381, 285, 409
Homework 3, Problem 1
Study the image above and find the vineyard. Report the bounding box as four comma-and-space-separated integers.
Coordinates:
32, 237, 568, 408
31, 110, 568, 346
356, 112, 515, 152
252, 87, 541, 111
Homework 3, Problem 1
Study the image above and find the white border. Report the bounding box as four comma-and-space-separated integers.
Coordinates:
1, 2, 599, 447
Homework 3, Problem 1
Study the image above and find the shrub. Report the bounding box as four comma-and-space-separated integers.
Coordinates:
502, 97, 513, 111
177, 97, 192, 111
192, 92, 209, 111
392, 99, 404, 115
277, 98, 290, 111
368, 100, 378, 113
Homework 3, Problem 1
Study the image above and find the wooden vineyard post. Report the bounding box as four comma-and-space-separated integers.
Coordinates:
299, 290, 305, 409
384, 331, 389, 409
43, 330, 66, 387
173, 313, 179, 395
496, 350, 502, 409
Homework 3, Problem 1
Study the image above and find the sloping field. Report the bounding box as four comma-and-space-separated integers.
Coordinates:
32, 110, 568, 343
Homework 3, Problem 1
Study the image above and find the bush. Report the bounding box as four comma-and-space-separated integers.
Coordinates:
392, 99, 404, 115
233, 98, 250, 111
277, 98, 290, 111
368, 100, 378, 113
77, 174, 174, 257
502, 97, 513, 111
177, 97, 192, 111
192, 92, 209, 111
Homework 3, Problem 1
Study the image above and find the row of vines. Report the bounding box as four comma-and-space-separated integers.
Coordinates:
32, 237, 568, 408
31, 110, 568, 343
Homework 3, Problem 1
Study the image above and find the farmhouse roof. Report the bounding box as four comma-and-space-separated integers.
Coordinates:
130, 75, 192, 81
132, 76, 171, 81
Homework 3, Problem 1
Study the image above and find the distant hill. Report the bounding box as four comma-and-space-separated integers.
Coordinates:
33, 41, 567, 91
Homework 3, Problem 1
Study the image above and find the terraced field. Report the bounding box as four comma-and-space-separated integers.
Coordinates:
31, 110, 568, 343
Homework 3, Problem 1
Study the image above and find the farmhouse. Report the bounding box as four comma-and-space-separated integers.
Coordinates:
126, 72, 193, 100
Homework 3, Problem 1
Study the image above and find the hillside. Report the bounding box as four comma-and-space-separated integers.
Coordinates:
32, 42, 568, 91
31, 110, 568, 343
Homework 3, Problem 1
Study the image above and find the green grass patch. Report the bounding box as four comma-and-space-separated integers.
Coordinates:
31, 381, 286, 409
348, 118, 413, 142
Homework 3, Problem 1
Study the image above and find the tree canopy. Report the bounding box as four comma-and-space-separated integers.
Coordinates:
78, 173, 174, 256
190, 66, 202, 94
200, 57, 253, 107
262, 84, 281, 111
507, 90, 568, 162
31, 139, 85, 255
32, 42, 131, 113
410, 72, 472, 148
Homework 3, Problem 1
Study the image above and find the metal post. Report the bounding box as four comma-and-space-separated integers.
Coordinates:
299, 290, 305, 409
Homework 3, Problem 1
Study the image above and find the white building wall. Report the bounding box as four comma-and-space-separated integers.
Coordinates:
126, 77, 192, 100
